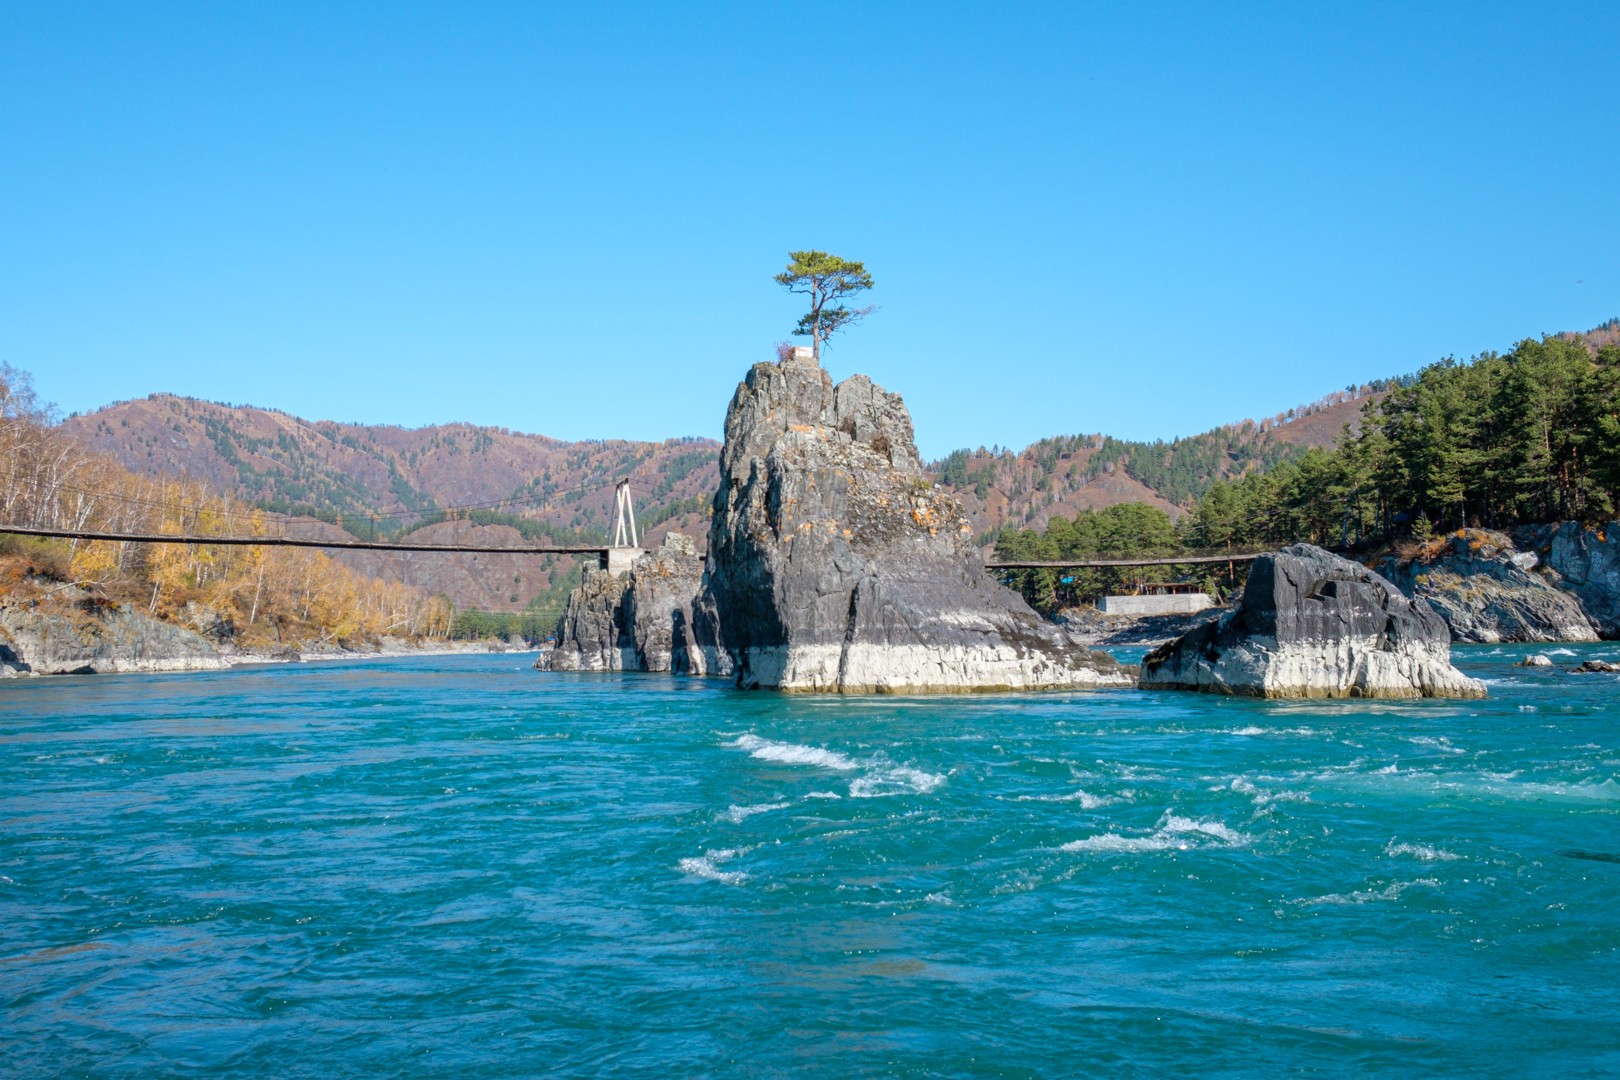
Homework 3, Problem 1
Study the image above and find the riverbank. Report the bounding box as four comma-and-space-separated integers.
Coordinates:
0, 588, 531, 678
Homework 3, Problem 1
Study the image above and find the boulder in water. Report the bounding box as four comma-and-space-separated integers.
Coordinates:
0, 596, 229, 675
1140, 544, 1484, 699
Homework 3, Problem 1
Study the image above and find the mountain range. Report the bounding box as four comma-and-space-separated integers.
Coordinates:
62, 320, 1616, 612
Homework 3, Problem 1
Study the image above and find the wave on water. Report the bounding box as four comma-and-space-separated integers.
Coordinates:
1319, 764, 1620, 804
1405, 735, 1466, 754
850, 765, 947, 799
677, 846, 750, 885
719, 801, 790, 824
1227, 776, 1310, 805
1227, 726, 1318, 737
1291, 878, 1440, 906
1015, 788, 1119, 808
729, 734, 859, 771
1061, 813, 1248, 854
728, 733, 945, 799
1386, 841, 1462, 861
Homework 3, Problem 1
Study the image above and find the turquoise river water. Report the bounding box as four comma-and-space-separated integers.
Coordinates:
2, 645, 1619, 1077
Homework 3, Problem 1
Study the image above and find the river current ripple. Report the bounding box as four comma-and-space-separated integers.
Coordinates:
2, 647, 1618, 1076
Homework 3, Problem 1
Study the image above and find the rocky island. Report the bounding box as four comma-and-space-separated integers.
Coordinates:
542, 354, 1131, 693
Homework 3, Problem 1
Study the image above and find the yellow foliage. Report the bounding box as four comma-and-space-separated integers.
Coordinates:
68, 540, 123, 584
4, 395, 449, 646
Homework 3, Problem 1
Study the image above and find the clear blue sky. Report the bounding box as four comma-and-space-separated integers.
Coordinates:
4, 3, 1617, 460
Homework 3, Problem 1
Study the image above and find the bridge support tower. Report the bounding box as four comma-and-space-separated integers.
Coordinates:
602, 479, 645, 576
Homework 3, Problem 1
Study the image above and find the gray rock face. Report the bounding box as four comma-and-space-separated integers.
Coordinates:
694, 357, 1131, 693
540, 533, 705, 673
625, 534, 706, 673
1140, 544, 1484, 699
0, 598, 229, 675
1538, 522, 1620, 638
1377, 531, 1599, 643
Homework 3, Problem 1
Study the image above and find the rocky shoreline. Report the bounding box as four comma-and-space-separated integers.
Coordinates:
0, 588, 517, 679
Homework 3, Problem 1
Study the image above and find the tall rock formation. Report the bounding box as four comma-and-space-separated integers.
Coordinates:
692, 356, 1130, 693
1140, 545, 1484, 699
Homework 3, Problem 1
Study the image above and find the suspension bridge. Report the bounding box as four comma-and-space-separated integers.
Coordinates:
2, 479, 1266, 573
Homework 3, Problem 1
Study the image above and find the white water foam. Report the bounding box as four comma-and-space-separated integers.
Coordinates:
1406, 736, 1466, 754
849, 765, 947, 799
1228, 776, 1310, 804
1228, 726, 1318, 737
729, 733, 945, 799
677, 846, 750, 885
1061, 813, 1248, 854
1386, 841, 1462, 861
1292, 878, 1440, 906
719, 801, 790, 824
729, 734, 859, 771
1004, 790, 1121, 806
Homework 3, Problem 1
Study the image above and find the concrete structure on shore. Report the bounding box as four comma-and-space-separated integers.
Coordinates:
1099, 593, 1214, 616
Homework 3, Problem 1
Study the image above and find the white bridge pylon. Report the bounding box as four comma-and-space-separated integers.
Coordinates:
604, 479, 644, 576
611, 479, 639, 548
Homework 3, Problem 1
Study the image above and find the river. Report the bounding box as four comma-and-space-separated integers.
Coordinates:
3, 647, 1618, 1076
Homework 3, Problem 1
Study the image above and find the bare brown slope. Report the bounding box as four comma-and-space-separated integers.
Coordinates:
1266, 392, 1382, 448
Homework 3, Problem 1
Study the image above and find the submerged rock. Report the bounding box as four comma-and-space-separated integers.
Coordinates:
694, 356, 1130, 693
540, 533, 704, 673
0, 598, 229, 675
1377, 530, 1599, 643
1518, 654, 1554, 667
1139, 544, 1484, 699
1570, 659, 1620, 674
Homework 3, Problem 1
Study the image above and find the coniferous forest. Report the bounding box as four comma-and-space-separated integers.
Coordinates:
994, 329, 1620, 612
1183, 333, 1620, 550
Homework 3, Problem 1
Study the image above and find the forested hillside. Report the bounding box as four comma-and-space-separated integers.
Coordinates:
0, 365, 450, 647
1183, 329, 1620, 550
927, 385, 1382, 541
62, 395, 720, 611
